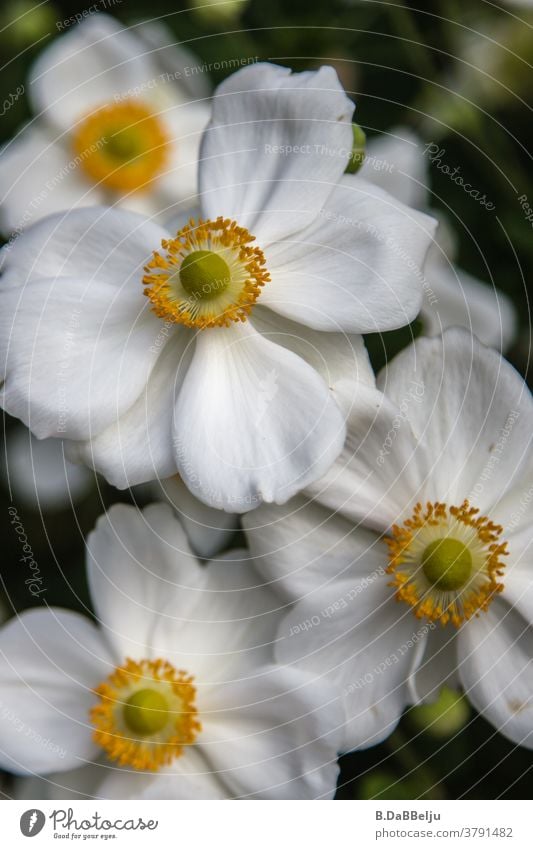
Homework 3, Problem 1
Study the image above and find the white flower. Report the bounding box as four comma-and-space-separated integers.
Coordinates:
0, 503, 342, 799
2, 425, 93, 511
0, 14, 211, 233
244, 328, 533, 751
361, 128, 517, 350
0, 62, 436, 512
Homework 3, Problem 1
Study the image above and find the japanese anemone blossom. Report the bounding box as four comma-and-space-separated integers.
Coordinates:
0, 63, 435, 512
244, 329, 533, 750
0, 504, 342, 799
0, 14, 210, 232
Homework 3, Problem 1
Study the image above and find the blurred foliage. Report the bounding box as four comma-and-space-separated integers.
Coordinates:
1, 0, 532, 799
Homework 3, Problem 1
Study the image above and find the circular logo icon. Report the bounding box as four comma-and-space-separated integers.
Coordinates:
20, 809, 46, 837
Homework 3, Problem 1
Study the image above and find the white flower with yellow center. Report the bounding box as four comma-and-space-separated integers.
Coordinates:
0, 62, 435, 512
361, 128, 516, 351
244, 328, 533, 751
0, 14, 210, 232
0, 503, 342, 799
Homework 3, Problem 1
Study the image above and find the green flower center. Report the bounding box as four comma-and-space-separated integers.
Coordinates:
422, 538, 473, 591
123, 688, 169, 736
179, 250, 231, 302
105, 127, 145, 161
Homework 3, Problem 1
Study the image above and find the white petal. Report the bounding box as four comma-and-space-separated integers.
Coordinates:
361, 127, 429, 209
0, 205, 169, 289
199, 63, 354, 243
251, 304, 375, 415
312, 330, 532, 532
0, 275, 163, 440
0, 609, 112, 774
261, 175, 437, 332
164, 205, 201, 234
151, 551, 282, 681
147, 474, 238, 559
98, 749, 230, 799
135, 21, 212, 100
407, 625, 459, 704
157, 102, 211, 208
243, 494, 383, 603
200, 666, 342, 799
488, 454, 533, 538
0, 125, 104, 234
65, 328, 194, 487
173, 321, 346, 512
421, 259, 517, 352
276, 579, 417, 752
86, 503, 204, 662
29, 14, 168, 132
458, 599, 533, 749
500, 553, 533, 637
305, 383, 423, 531
14, 762, 108, 800
2, 426, 93, 510
377, 327, 533, 513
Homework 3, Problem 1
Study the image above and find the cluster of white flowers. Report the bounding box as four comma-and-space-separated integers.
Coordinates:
0, 14, 530, 800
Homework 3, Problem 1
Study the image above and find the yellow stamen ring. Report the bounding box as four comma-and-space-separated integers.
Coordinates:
72, 100, 170, 193
386, 500, 507, 627
143, 216, 270, 329
90, 658, 201, 771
